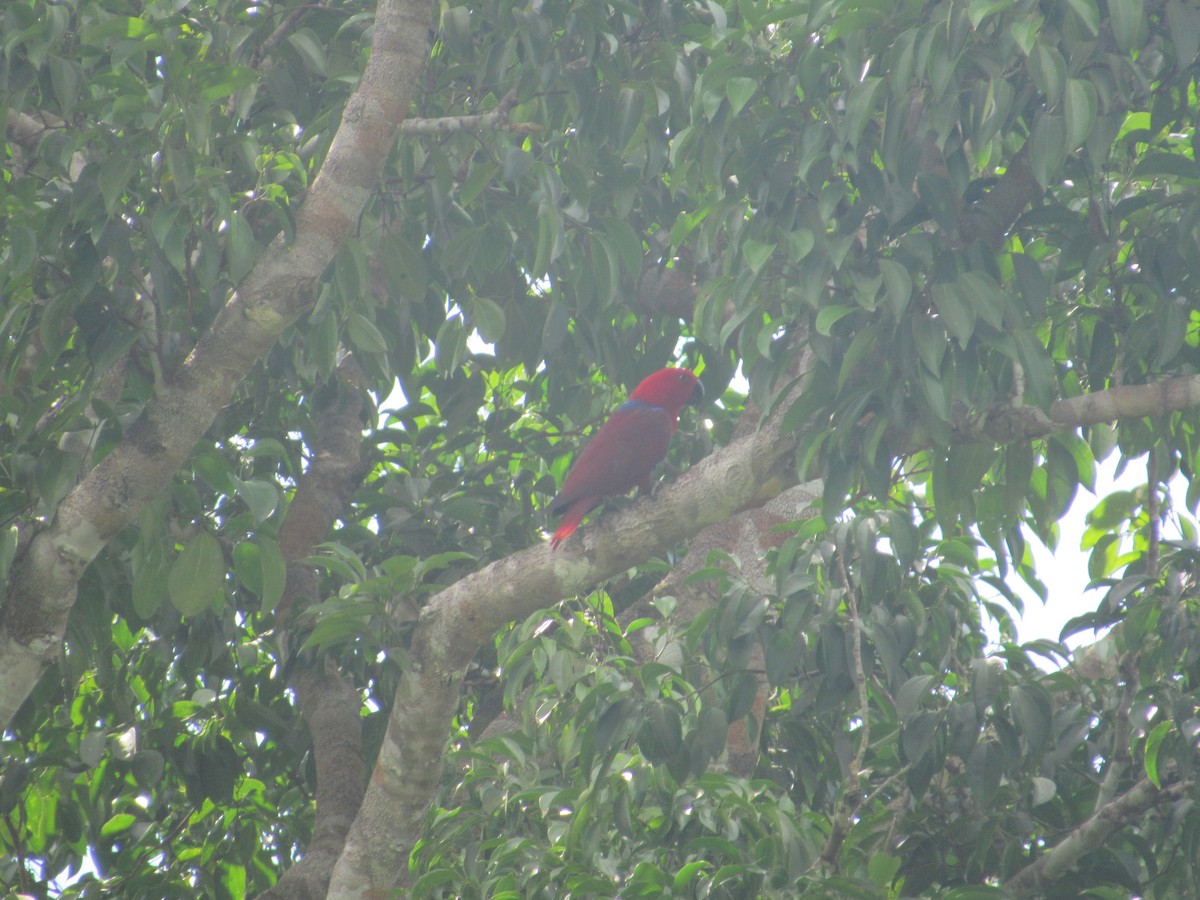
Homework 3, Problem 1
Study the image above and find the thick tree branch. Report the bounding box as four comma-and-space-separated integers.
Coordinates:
957, 150, 1043, 249
328, 399, 800, 894
260, 358, 371, 900
637, 264, 701, 319
0, 0, 434, 731
5, 108, 85, 180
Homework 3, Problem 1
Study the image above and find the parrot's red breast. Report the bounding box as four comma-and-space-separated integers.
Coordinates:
549, 368, 704, 548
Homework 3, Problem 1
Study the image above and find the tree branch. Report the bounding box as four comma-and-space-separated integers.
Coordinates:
1003, 776, 1186, 896
981, 374, 1200, 443
821, 547, 871, 868
957, 150, 1043, 249
259, 357, 371, 900
400, 89, 539, 134
328, 393, 801, 894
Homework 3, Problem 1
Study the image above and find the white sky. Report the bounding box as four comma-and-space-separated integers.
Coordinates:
1010, 454, 1192, 650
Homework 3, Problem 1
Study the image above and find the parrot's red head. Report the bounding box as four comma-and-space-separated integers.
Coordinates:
627, 367, 704, 412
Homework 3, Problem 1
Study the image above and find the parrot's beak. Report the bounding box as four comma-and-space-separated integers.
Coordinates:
688, 379, 705, 406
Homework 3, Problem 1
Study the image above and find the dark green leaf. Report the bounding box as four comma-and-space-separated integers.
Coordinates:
168, 532, 225, 616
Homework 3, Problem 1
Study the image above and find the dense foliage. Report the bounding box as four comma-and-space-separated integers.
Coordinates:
2, 0, 1200, 896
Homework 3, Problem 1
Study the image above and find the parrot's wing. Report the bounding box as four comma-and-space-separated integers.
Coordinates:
550, 404, 674, 513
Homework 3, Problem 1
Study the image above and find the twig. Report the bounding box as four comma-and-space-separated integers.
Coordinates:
820, 546, 870, 868
1147, 448, 1159, 580
400, 89, 539, 135
842, 551, 870, 780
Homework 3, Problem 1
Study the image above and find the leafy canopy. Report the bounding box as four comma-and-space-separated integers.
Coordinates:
2, 0, 1200, 897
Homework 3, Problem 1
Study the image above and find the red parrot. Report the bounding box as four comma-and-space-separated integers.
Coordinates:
549, 367, 705, 548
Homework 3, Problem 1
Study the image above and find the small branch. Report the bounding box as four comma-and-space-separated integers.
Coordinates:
821, 548, 870, 868
400, 89, 539, 135
1147, 448, 1159, 580
5, 108, 86, 179
980, 374, 1200, 444
250, 3, 330, 70
1093, 663, 1134, 814
4, 109, 68, 146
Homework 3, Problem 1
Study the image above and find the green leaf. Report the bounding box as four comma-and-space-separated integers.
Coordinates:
1011, 252, 1049, 318
1063, 79, 1097, 150
99, 156, 136, 214
673, 860, 710, 891
1143, 720, 1171, 788
233, 542, 264, 597
966, 740, 1003, 807
532, 208, 563, 278
1028, 42, 1065, 105
589, 233, 619, 308
348, 313, 389, 354
911, 315, 947, 375
234, 478, 279, 524
725, 77, 757, 115
132, 553, 169, 619
1064, 0, 1100, 35
595, 698, 640, 756
299, 600, 379, 651
815, 305, 856, 336
897, 674, 936, 721
1029, 115, 1066, 188
80, 731, 107, 768
694, 705, 728, 767
785, 228, 815, 262
7, 224, 37, 278
1169, 0, 1200, 68
741, 239, 776, 274
931, 283, 976, 347
838, 322, 882, 391
225, 212, 257, 285
598, 217, 644, 278
1109, 0, 1145, 53
957, 271, 1008, 331
845, 77, 883, 147
1011, 684, 1051, 752
902, 710, 937, 764
641, 701, 683, 762
879, 259, 912, 319
168, 532, 226, 616
868, 852, 901, 887
100, 813, 137, 837
288, 30, 327, 74
83, 15, 151, 40
472, 297, 507, 343
613, 87, 644, 150
726, 671, 761, 722
971, 659, 1002, 717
